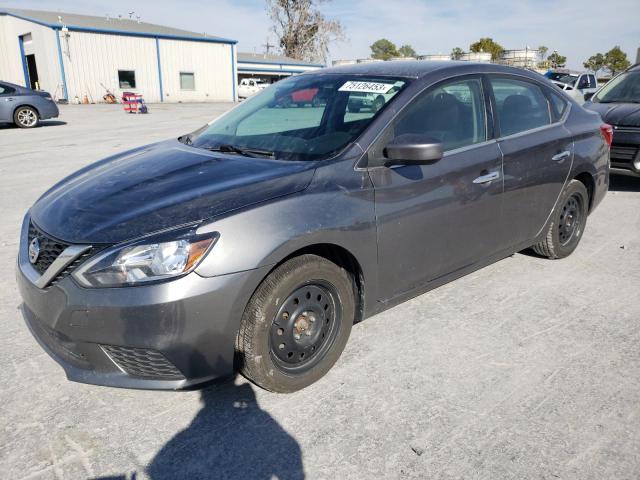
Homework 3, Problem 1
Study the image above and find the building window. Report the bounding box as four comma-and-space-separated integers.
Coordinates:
180, 72, 195, 90
118, 70, 136, 89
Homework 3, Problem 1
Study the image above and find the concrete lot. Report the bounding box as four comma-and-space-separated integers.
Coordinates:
1, 104, 639, 480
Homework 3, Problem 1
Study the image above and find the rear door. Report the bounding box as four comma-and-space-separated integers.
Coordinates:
369, 75, 506, 298
488, 75, 573, 246
0, 83, 17, 122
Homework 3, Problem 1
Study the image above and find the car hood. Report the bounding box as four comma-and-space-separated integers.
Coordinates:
30, 140, 316, 244
584, 102, 640, 127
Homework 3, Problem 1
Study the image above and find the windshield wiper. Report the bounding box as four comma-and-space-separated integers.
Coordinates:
205, 144, 276, 159
598, 100, 640, 104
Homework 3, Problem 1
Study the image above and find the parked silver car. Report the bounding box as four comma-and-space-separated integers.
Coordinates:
0, 81, 59, 128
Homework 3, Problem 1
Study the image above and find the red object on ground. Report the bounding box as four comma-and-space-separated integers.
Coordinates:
291, 88, 319, 103
122, 92, 148, 114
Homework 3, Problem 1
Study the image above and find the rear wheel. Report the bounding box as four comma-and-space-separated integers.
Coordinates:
532, 180, 589, 259
14, 106, 39, 128
236, 254, 355, 393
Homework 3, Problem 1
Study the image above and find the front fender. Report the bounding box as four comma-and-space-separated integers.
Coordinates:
194, 159, 380, 307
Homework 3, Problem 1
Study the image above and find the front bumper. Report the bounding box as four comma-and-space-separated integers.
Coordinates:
17, 217, 269, 390
610, 129, 640, 177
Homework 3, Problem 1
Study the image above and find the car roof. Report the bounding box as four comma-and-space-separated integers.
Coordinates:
310, 60, 546, 82
0, 81, 23, 89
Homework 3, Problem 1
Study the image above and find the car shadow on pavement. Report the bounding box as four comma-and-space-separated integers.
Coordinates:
0, 120, 67, 129
145, 378, 305, 480
609, 174, 640, 192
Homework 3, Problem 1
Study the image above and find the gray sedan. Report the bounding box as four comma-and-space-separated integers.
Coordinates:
17, 61, 609, 393
0, 81, 59, 128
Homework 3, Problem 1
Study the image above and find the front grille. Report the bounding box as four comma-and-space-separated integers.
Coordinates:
28, 222, 70, 275
101, 345, 185, 380
27, 222, 99, 283
610, 145, 639, 162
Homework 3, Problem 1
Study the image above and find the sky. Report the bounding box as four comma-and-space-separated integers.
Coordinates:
3, 0, 639, 69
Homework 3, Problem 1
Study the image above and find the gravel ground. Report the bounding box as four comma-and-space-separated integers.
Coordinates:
0, 104, 639, 480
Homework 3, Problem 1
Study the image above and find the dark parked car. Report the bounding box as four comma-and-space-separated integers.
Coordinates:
17, 62, 610, 393
584, 63, 640, 177
0, 81, 59, 128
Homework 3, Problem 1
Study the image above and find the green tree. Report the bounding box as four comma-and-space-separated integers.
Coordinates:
604, 46, 630, 75
538, 45, 548, 59
398, 44, 417, 58
548, 51, 567, 68
451, 47, 464, 60
469, 37, 504, 61
583, 53, 606, 75
370, 38, 398, 60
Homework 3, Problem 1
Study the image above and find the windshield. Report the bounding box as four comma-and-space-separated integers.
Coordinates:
188, 74, 409, 161
556, 75, 578, 86
593, 72, 640, 103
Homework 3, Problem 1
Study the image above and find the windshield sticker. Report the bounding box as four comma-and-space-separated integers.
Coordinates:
338, 81, 396, 94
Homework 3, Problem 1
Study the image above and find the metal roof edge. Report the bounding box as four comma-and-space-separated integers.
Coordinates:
1, 10, 238, 44
238, 58, 325, 68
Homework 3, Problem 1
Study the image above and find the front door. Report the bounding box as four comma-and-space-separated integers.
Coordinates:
487, 75, 573, 246
368, 76, 506, 299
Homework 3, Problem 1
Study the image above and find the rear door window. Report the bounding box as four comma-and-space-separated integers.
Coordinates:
0, 84, 16, 96
490, 77, 552, 136
548, 91, 569, 121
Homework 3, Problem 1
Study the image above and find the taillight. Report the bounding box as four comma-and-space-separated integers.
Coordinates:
600, 124, 613, 147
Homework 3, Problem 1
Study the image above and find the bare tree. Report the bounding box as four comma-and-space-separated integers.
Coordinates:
267, 0, 344, 62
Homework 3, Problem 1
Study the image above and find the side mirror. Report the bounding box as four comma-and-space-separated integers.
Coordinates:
583, 92, 595, 101
384, 134, 443, 166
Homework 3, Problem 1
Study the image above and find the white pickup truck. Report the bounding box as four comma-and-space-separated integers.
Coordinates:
550, 72, 598, 103
238, 78, 268, 99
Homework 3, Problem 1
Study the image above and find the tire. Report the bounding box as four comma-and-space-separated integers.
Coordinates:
14, 106, 39, 128
532, 179, 589, 259
236, 254, 355, 393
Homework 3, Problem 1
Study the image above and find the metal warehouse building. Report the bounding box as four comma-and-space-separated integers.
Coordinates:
237, 52, 323, 83
0, 8, 238, 103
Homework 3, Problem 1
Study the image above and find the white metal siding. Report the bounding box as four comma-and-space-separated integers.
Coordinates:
60, 31, 161, 103
0, 15, 61, 96
158, 39, 233, 102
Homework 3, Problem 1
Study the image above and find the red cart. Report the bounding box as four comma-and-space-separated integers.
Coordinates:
121, 92, 148, 114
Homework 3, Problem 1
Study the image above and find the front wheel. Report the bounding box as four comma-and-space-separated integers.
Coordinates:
14, 106, 39, 128
532, 179, 589, 259
236, 254, 355, 393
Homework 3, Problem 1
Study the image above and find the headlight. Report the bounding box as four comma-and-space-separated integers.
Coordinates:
73, 229, 217, 287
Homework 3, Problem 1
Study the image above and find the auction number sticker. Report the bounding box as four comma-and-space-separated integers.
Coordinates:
338, 81, 395, 93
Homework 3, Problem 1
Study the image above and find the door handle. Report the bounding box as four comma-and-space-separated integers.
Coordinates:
473, 171, 500, 184
552, 151, 571, 162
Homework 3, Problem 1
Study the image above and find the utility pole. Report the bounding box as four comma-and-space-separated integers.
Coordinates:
263, 39, 275, 56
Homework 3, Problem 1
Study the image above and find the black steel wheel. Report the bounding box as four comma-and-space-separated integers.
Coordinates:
558, 193, 583, 246
532, 179, 589, 259
236, 254, 355, 393
269, 282, 341, 374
